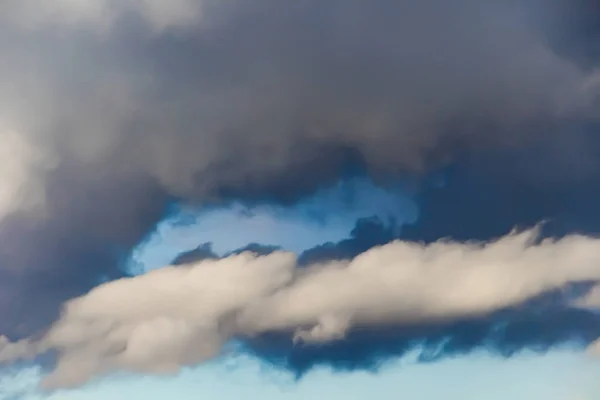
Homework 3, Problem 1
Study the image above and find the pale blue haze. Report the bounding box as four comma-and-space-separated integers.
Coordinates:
5, 352, 599, 399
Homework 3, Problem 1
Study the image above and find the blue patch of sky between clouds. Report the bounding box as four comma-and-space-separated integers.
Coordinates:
6, 176, 600, 399
128, 177, 417, 273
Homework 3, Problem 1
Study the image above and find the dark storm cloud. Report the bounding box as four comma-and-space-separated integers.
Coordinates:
0, 0, 598, 360
536, 0, 600, 68
0, 159, 169, 338
401, 125, 600, 243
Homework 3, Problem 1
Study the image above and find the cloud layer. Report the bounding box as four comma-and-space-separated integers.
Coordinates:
0, 0, 599, 340
3, 228, 600, 388
1, 0, 600, 390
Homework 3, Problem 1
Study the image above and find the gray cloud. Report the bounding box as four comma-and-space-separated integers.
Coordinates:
0, 0, 598, 347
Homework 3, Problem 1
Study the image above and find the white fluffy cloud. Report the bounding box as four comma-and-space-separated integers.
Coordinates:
3, 228, 600, 389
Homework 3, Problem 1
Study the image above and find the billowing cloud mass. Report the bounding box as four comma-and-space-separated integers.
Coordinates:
0, 0, 204, 33
2, 228, 600, 388
1, 0, 600, 391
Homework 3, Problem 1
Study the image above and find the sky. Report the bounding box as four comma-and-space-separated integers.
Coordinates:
129, 178, 417, 271
4, 352, 600, 400
2, 1, 600, 399
3, 196, 600, 399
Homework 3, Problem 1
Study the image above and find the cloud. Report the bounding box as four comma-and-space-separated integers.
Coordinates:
171, 241, 283, 266
0, 0, 599, 372
297, 216, 398, 266
0, 0, 204, 33
0, 125, 54, 220
171, 242, 218, 265
3, 228, 600, 389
